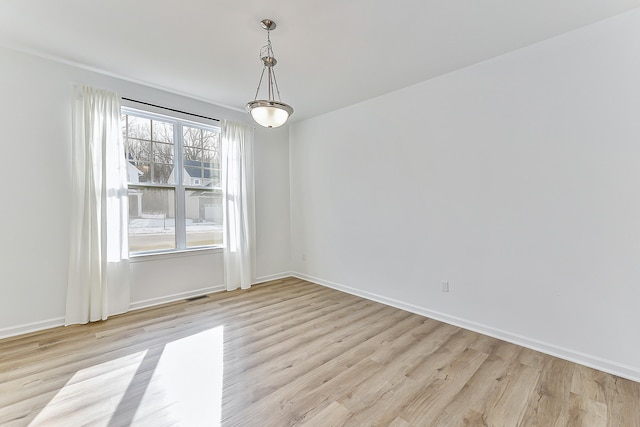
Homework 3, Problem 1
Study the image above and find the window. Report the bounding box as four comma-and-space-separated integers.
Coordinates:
122, 107, 222, 254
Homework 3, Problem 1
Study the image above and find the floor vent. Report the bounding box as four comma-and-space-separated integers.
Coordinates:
185, 295, 209, 302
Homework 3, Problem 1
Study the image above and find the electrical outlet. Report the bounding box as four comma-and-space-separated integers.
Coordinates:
301, 253, 307, 262
441, 281, 449, 292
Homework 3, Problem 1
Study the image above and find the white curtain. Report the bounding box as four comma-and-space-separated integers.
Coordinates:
221, 120, 256, 291
66, 85, 130, 325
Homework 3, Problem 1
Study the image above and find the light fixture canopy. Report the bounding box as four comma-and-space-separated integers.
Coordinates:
246, 19, 294, 128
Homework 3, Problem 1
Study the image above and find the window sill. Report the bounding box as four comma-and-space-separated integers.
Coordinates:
129, 246, 223, 263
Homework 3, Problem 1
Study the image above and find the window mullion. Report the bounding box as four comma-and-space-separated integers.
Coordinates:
175, 122, 187, 250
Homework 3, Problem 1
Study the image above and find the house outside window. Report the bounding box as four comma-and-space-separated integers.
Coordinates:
122, 107, 222, 254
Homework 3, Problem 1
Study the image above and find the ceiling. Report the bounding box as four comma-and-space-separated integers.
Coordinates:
2, 0, 640, 122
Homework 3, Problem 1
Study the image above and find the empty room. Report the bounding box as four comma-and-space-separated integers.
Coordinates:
1, 1, 640, 426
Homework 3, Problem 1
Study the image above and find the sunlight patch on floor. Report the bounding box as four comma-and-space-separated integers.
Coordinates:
29, 350, 148, 426
131, 326, 225, 426
28, 326, 225, 426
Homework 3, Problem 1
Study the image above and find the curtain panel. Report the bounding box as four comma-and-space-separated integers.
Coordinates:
221, 120, 256, 291
66, 85, 130, 325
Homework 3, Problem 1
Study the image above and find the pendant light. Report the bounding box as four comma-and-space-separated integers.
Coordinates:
246, 19, 294, 128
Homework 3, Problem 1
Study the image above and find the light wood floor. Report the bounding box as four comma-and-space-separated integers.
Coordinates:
1, 278, 638, 426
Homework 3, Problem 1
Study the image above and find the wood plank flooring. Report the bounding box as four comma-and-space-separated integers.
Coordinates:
0, 277, 638, 426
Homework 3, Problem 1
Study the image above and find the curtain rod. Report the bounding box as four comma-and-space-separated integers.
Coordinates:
121, 97, 220, 122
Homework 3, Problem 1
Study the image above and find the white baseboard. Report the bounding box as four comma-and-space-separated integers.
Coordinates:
0, 317, 65, 340
129, 284, 226, 311
292, 272, 640, 383
129, 272, 293, 312
0, 277, 284, 340
254, 271, 293, 285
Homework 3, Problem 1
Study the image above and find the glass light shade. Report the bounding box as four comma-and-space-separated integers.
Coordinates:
246, 100, 293, 128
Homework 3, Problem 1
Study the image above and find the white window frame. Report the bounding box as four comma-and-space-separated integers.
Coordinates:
122, 105, 222, 255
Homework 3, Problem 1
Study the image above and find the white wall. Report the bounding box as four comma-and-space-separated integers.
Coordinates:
254, 125, 292, 281
290, 9, 640, 380
0, 46, 291, 337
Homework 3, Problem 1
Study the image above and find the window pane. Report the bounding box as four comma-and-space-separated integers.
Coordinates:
127, 160, 150, 183
152, 163, 173, 184
184, 146, 201, 162
128, 187, 176, 253
202, 130, 219, 151
183, 166, 219, 188
183, 127, 198, 147
185, 190, 223, 248
153, 142, 174, 164
203, 148, 217, 163
127, 116, 151, 140
126, 138, 152, 162
205, 168, 220, 187
184, 127, 219, 147
152, 120, 174, 143
126, 139, 152, 183
183, 148, 204, 186
183, 134, 219, 188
